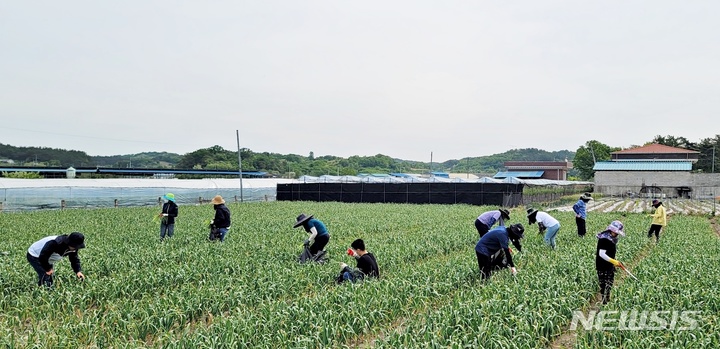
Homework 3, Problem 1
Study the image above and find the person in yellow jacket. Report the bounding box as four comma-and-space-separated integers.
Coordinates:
647, 199, 667, 242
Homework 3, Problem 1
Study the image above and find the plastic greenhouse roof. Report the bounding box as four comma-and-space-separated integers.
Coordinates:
295, 175, 592, 186
0, 178, 294, 211
0, 167, 268, 177
493, 171, 545, 178
592, 161, 692, 171
0, 178, 291, 189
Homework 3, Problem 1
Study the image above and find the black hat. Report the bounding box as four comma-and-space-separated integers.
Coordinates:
507, 223, 525, 240
293, 213, 314, 228
68, 232, 85, 249
526, 208, 538, 224
499, 208, 510, 220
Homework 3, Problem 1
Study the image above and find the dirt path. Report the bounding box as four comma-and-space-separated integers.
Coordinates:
711, 216, 720, 238
548, 228, 659, 349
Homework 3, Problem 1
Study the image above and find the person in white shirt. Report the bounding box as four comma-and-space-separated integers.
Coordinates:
27, 232, 86, 287
526, 208, 561, 249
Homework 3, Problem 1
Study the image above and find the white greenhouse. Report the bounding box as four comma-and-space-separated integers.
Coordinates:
0, 178, 294, 211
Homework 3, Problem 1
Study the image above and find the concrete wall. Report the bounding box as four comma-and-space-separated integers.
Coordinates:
595, 171, 720, 198
691, 173, 720, 198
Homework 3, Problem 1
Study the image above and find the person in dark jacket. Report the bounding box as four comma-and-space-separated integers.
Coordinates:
474, 208, 510, 237
294, 213, 330, 256
595, 220, 626, 304
210, 195, 231, 242
338, 239, 379, 283
159, 193, 179, 241
27, 232, 86, 287
573, 193, 593, 237
475, 224, 524, 280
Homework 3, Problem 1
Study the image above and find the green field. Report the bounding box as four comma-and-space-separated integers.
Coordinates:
1, 202, 718, 348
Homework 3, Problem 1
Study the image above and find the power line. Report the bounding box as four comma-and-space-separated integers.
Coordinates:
0, 126, 205, 149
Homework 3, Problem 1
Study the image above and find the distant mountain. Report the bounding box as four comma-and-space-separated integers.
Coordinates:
92, 152, 183, 168
0, 143, 575, 178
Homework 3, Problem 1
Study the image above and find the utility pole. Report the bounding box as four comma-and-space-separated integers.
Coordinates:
236, 130, 244, 203
712, 145, 715, 174
430, 152, 433, 175
713, 145, 716, 214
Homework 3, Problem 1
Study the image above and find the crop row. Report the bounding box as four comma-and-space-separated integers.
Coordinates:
0, 202, 718, 348
553, 198, 719, 216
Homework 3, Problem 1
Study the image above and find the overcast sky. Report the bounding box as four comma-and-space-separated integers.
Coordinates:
1, 1, 718, 162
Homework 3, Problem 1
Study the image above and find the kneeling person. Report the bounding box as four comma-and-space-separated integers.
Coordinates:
338, 239, 379, 283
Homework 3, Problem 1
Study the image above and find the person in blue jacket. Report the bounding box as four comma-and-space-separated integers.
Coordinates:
475, 223, 524, 280
27, 232, 86, 287
294, 213, 330, 256
573, 193, 592, 237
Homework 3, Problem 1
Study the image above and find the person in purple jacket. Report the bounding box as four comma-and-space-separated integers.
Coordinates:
474, 208, 510, 237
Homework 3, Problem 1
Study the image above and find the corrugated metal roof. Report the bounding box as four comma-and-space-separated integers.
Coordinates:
0, 167, 268, 177
504, 161, 569, 167
593, 161, 692, 171
493, 171, 544, 178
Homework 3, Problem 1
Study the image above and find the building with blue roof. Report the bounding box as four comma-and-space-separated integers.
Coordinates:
500, 161, 572, 180
592, 143, 718, 199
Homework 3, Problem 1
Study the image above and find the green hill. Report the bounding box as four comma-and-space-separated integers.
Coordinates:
0, 143, 574, 178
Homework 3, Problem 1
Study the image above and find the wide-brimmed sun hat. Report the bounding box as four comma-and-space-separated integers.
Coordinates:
293, 213, 314, 228
163, 193, 175, 202
607, 220, 625, 236
499, 208, 510, 220
211, 195, 225, 205
508, 223, 525, 240
526, 208, 538, 217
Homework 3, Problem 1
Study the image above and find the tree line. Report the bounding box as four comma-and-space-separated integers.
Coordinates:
1, 134, 718, 179
0, 143, 573, 178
